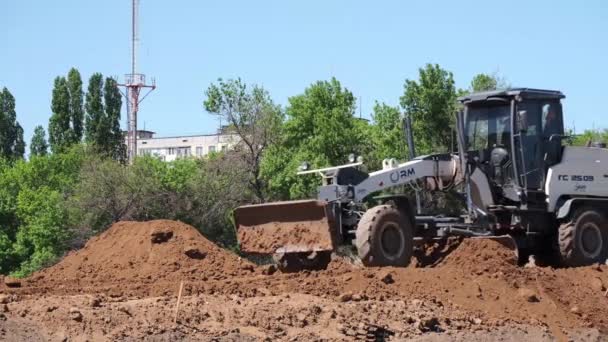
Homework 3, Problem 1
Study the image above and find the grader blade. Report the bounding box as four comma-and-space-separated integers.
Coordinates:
234, 200, 337, 255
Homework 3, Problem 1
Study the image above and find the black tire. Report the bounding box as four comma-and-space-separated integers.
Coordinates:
558, 209, 608, 267
355, 204, 413, 267
273, 251, 332, 273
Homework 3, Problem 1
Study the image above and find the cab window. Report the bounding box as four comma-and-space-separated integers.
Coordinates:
466, 104, 511, 151
515, 99, 563, 189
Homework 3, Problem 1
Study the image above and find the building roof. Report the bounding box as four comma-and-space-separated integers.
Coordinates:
139, 132, 238, 140
458, 88, 565, 104
121, 130, 156, 135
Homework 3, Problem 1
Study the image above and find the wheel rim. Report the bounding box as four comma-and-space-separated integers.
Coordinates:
380, 223, 404, 260
579, 222, 603, 259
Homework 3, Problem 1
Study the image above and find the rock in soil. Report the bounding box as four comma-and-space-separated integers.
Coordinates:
518, 288, 540, 303
69, 308, 83, 322
590, 277, 605, 292
380, 271, 395, 284
4, 277, 21, 288
338, 292, 353, 302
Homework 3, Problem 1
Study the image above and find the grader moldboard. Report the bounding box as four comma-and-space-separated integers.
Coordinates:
235, 88, 608, 271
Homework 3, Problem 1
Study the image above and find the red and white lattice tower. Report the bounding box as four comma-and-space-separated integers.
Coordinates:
119, 0, 155, 164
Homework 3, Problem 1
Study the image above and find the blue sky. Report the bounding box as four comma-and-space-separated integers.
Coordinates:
1, 0, 607, 146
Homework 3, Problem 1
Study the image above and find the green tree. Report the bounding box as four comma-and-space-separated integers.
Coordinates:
0, 146, 84, 276
204, 78, 283, 202
470, 73, 497, 92
400, 64, 458, 155
469, 72, 509, 92
67, 68, 84, 141
30, 125, 49, 156
261, 78, 363, 199
48, 68, 84, 153
49, 76, 72, 153
570, 129, 608, 146
85, 74, 125, 160
103, 77, 125, 161
12, 186, 69, 277
85, 73, 105, 147
69, 154, 250, 248
0, 87, 25, 160
367, 102, 408, 169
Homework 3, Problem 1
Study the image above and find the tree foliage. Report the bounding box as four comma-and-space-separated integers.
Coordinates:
69, 153, 250, 249
30, 125, 49, 157
261, 78, 366, 199
367, 102, 408, 169
0, 87, 25, 160
104, 77, 126, 161
400, 64, 458, 155
85, 74, 105, 146
67, 68, 84, 142
0, 146, 84, 275
570, 129, 608, 146
49, 69, 84, 153
469, 72, 509, 92
85, 74, 125, 161
470, 73, 497, 92
204, 78, 283, 202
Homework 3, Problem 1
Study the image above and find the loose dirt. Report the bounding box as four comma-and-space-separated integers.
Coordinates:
1, 219, 607, 341
19, 220, 257, 297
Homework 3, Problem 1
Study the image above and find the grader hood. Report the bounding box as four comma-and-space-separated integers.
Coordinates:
234, 200, 337, 255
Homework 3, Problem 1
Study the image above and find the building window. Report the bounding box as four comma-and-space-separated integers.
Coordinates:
177, 147, 191, 157
209, 145, 216, 153
138, 148, 151, 156
168, 148, 175, 155
196, 146, 203, 156
221, 145, 228, 151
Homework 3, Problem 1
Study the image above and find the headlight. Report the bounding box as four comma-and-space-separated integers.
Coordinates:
348, 153, 356, 163
356, 155, 364, 163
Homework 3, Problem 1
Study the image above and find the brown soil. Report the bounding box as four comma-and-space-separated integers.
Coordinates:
1, 219, 607, 341
21, 220, 257, 297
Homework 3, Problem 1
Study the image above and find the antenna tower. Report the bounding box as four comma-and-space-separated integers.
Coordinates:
119, 0, 156, 164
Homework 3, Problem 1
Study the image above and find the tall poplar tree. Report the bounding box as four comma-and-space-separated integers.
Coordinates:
0, 87, 25, 160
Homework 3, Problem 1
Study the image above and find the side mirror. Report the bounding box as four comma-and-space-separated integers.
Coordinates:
517, 110, 528, 132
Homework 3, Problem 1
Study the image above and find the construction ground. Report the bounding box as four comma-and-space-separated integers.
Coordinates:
1, 220, 607, 341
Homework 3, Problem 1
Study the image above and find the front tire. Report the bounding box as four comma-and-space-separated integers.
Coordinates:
558, 208, 608, 267
356, 205, 413, 267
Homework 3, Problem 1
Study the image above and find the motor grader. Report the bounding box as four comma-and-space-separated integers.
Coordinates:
235, 88, 608, 270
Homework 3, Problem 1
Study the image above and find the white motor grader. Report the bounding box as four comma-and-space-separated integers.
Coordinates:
235, 88, 608, 270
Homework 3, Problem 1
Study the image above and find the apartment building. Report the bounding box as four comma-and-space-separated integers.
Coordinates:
130, 130, 239, 162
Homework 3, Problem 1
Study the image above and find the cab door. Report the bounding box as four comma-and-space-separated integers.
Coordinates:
515, 100, 563, 190
514, 101, 543, 190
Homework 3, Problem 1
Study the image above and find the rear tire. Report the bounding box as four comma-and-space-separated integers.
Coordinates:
356, 205, 413, 267
558, 208, 608, 267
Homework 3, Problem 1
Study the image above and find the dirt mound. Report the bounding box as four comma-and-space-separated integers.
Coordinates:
439, 238, 518, 274
4, 222, 608, 339
28, 220, 255, 290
